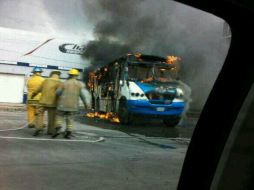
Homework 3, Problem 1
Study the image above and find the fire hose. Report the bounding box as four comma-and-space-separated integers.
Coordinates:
0, 123, 105, 143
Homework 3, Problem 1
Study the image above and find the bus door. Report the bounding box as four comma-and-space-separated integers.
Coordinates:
98, 62, 121, 113
111, 61, 121, 112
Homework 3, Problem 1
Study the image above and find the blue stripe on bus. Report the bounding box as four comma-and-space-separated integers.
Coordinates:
127, 100, 185, 116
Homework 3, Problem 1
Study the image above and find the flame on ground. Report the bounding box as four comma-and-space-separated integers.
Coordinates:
85, 112, 120, 123
86, 112, 96, 118
111, 116, 120, 123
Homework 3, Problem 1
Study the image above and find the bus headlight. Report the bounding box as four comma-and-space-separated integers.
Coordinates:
130, 92, 145, 97
176, 88, 184, 98
131, 92, 140, 97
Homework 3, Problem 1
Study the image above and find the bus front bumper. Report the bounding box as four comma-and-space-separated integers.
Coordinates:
127, 100, 185, 117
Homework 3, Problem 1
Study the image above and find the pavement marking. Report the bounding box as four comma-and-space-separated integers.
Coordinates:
0, 136, 105, 143
0, 122, 189, 144
75, 131, 101, 136
0, 124, 26, 132
0, 123, 105, 143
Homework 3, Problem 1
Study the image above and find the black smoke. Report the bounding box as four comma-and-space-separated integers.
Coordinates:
82, 0, 230, 111
84, 39, 132, 68
82, 0, 157, 67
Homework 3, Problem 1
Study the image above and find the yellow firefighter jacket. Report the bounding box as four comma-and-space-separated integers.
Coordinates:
26, 75, 45, 105
56, 78, 86, 112
33, 78, 61, 107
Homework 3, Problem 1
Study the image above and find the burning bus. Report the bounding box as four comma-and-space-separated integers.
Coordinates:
87, 53, 187, 127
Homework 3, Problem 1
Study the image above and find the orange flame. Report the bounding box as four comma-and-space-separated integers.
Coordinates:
134, 53, 143, 61
85, 112, 120, 123
134, 53, 142, 58
111, 116, 120, 123
86, 112, 96, 118
87, 72, 96, 90
166, 55, 181, 64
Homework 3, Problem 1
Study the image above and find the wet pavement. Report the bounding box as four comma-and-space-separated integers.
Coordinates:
0, 110, 197, 190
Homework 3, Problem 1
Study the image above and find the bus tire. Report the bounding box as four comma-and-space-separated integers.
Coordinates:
163, 118, 180, 127
118, 100, 132, 125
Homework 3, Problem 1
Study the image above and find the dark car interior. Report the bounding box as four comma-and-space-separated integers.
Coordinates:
176, 0, 254, 189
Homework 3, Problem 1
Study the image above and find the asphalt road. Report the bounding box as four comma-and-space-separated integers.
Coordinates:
0, 111, 196, 190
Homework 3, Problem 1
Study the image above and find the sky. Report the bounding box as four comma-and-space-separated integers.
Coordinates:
0, 0, 94, 40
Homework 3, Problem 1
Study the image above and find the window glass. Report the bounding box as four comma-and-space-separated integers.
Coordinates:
0, 0, 230, 189
211, 83, 254, 190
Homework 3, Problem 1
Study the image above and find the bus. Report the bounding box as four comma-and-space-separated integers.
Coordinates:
87, 53, 187, 127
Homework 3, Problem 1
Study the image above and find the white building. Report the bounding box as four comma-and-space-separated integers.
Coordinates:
0, 27, 90, 103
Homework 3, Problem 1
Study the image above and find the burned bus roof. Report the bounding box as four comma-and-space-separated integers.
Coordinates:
93, 54, 178, 73
126, 54, 166, 62
126, 54, 176, 67
108, 54, 167, 63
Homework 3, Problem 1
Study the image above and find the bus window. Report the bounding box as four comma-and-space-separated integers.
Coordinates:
154, 66, 175, 82
128, 64, 153, 82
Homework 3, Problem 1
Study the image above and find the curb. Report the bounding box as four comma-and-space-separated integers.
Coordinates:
0, 104, 26, 112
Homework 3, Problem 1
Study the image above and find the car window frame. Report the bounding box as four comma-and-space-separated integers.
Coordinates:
175, 1, 254, 189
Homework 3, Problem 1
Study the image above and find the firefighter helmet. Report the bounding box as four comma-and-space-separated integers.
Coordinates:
68, 68, 79, 76
31, 66, 43, 73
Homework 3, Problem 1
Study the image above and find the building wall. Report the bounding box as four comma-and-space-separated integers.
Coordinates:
0, 73, 25, 103
0, 28, 88, 104
0, 62, 85, 103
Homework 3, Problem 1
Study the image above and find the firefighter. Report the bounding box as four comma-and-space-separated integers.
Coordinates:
52, 68, 87, 139
32, 71, 62, 136
26, 67, 45, 128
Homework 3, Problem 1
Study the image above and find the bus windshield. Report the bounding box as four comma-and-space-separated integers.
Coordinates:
128, 63, 176, 83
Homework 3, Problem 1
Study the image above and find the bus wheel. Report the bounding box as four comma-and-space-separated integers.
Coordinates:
118, 103, 132, 125
163, 118, 180, 127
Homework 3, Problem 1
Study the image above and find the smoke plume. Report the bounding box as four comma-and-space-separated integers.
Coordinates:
82, 0, 230, 111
